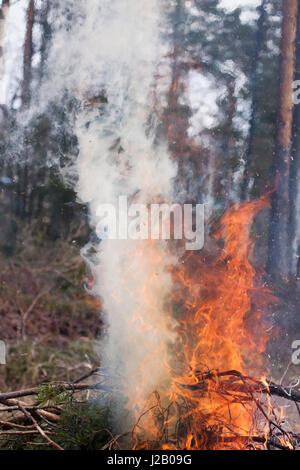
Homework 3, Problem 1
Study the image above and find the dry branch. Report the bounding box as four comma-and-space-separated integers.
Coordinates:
1, 368, 299, 450
18, 403, 63, 451
0, 382, 105, 402
183, 369, 300, 403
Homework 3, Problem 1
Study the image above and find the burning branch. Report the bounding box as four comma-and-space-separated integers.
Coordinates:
0, 367, 300, 450
179, 369, 300, 403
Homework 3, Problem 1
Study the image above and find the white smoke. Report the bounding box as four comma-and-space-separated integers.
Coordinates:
46, 0, 178, 427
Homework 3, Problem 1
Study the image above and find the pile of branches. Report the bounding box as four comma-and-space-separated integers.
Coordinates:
176, 369, 300, 450
132, 370, 300, 450
0, 368, 113, 450
1, 368, 300, 450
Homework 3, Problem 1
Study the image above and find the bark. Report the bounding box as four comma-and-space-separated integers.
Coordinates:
222, 79, 236, 208
166, 0, 186, 159
21, 0, 34, 107
241, 0, 267, 200
267, 0, 298, 280
38, 0, 50, 84
289, 7, 300, 277
16, 0, 34, 219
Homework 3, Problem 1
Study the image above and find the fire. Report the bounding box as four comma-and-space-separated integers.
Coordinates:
168, 195, 272, 449
132, 195, 274, 449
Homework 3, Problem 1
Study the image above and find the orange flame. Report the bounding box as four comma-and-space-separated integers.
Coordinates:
129, 195, 279, 449
167, 195, 272, 449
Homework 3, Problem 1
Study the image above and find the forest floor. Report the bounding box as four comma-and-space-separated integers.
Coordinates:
0, 226, 102, 393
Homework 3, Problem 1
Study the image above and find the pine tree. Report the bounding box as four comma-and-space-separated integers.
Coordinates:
289, 5, 300, 278
267, 0, 298, 280
15, 0, 35, 219
241, 0, 267, 200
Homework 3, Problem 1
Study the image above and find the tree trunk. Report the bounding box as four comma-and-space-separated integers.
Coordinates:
289, 6, 300, 278
16, 0, 34, 219
21, 0, 34, 107
241, 0, 267, 201
222, 79, 236, 208
166, 0, 186, 160
267, 0, 298, 281
38, 0, 50, 85
164, 1, 202, 200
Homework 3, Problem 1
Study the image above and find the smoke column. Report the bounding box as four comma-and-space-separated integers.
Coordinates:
45, 0, 178, 428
